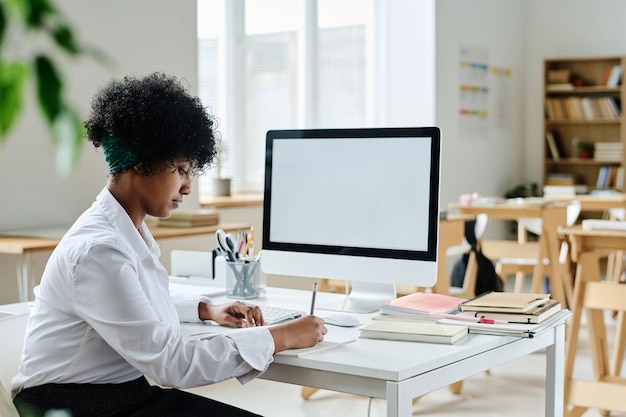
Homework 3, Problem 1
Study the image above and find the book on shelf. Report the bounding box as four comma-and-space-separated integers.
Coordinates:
600, 64, 614, 86
606, 65, 624, 88
459, 292, 551, 314
547, 83, 573, 91
472, 299, 562, 324
542, 185, 577, 197
596, 165, 623, 189
545, 172, 575, 186
358, 320, 469, 345
545, 132, 561, 161
547, 69, 571, 84
157, 209, 220, 227
594, 142, 623, 162
545, 97, 621, 121
379, 292, 466, 319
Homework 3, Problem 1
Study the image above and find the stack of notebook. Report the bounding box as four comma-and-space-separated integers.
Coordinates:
459, 292, 561, 324
358, 320, 469, 344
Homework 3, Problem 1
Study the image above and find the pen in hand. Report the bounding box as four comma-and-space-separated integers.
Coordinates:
310, 282, 318, 315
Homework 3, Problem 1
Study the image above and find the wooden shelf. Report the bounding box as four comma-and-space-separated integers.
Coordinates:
543, 56, 626, 192
545, 158, 622, 165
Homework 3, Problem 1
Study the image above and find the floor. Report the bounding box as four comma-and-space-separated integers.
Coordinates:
185, 276, 626, 417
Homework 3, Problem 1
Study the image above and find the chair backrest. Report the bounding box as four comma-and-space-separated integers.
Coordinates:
566, 200, 582, 226
170, 250, 214, 278
0, 313, 29, 416
0, 380, 20, 417
474, 213, 489, 240
0, 314, 28, 391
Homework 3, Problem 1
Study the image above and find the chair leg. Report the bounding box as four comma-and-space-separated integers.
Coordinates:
448, 380, 464, 394
513, 271, 526, 292
301, 386, 319, 400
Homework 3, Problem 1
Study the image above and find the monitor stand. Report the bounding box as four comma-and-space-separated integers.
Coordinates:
317, 281, 397, 314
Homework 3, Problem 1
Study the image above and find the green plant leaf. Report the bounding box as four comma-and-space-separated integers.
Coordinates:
51, 23, 81, 55
52, 107, 84, 176
0, 62, 28, 138
34, 54, 63, 123
24, 0, 55, 28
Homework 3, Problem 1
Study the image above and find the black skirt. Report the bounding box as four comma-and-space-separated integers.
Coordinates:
13, 376, 262, 417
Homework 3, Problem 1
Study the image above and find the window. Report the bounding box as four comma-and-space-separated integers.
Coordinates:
197, 0, 373, 198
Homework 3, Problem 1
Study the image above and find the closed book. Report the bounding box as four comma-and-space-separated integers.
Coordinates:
459, 292, 551, 314
379, 292, 466, 318
359, 321, 469, 344
472, 300, 561, 324
158, 209, 220, 227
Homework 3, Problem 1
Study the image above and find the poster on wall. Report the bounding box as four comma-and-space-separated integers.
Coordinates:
459, 45, 512, 139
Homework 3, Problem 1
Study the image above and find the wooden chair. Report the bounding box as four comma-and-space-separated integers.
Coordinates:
0, 313, 29, 417
493, 201, 581, 298
565, 281, 626, 416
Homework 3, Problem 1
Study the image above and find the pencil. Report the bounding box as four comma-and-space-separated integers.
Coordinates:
310, 282, 318, 315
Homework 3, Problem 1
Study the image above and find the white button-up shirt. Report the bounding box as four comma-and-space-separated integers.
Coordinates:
12, 188, 274, 394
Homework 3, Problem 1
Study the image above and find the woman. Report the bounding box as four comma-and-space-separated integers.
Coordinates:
11, 73, 326, 417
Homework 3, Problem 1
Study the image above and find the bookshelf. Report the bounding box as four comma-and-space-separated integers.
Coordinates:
543, 56, 626, 193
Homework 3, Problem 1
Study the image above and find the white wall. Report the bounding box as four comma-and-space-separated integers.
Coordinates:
435, 0, 527, 208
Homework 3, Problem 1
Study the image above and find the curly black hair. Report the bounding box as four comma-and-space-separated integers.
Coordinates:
85, 72, 218, 176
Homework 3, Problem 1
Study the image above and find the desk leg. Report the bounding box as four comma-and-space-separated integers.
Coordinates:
16, 253, 33, 302
386, 381, 412, 417
545, 323, 565, 417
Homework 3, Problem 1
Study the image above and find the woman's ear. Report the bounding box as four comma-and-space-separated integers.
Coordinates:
133, 163, 147, 176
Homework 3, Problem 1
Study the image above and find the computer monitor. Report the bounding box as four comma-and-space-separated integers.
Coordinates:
261, 127, 441, 313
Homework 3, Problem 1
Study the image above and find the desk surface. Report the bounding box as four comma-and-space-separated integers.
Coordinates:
199, 193, 263, 209
0, 237, 59, 255
450, 194, 626, 214
0, 222, 248, 255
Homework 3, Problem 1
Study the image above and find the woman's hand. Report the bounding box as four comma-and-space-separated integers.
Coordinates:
268, 315, 327, 353
199, 301, 265, 328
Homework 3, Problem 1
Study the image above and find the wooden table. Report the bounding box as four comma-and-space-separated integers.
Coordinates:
453, 202, 569, 305
558, 225, 626, 416
0, 222, 249, 302
547, 194, 626, 212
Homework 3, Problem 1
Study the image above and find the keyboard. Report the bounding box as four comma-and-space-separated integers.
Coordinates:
261, 306, 303, 325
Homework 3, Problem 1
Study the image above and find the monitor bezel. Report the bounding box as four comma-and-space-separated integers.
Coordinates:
262, 127, 441, 263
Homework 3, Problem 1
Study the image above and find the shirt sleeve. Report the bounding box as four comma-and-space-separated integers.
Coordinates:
71, 243, 275, 389
169, 290, 212, 323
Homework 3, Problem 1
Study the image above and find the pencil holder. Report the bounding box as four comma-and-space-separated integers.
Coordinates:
226, 260, 261, 299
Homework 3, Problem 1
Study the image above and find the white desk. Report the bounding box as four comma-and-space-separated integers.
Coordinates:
0, 287, 567, 417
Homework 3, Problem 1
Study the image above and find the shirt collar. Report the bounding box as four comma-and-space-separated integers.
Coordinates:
96, 187, 161, 259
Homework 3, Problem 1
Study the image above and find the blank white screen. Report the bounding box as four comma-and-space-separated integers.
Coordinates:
269, 137, 432, 252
